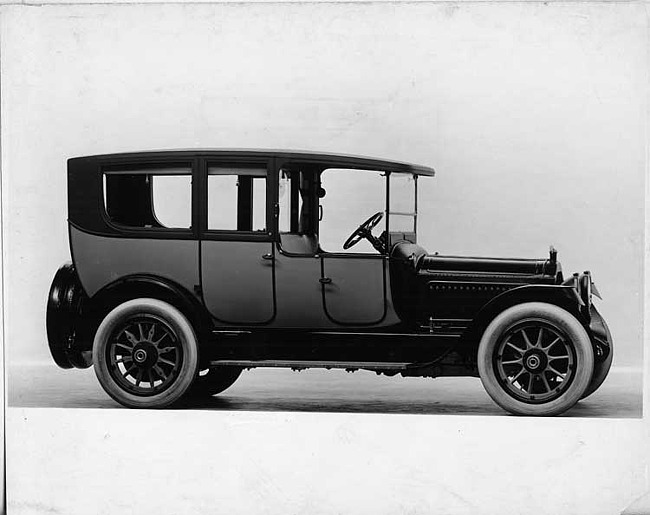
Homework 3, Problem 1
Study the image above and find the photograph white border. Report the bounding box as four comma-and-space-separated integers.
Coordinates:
2, 1, 648, 514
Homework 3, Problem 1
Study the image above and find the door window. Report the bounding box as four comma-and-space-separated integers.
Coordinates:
277, 167, 320, 255
207, 165, 267, 233
318, 168, 386, 253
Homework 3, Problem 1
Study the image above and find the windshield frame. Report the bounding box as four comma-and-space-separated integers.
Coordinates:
386, 171, 418, 242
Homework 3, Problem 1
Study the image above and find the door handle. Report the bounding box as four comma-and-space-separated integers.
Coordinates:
262, 253, 274, 261
319, 277, 332, 284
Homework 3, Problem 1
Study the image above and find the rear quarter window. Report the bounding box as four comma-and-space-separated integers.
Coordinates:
103, 165, 192, 230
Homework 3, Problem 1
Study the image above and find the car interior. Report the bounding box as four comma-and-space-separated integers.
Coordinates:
278, 166, 321, 255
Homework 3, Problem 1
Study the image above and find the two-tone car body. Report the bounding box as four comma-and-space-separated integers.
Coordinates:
47, 149, 612, 414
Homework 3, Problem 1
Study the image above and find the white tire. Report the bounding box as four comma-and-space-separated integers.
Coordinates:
477, 302, 594, 416
93, 298, 199, 408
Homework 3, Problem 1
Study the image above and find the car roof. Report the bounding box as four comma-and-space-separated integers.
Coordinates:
71, 149, 436, 177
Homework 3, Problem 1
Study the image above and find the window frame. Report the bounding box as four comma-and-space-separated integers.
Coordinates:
277, 167, 304, 235
274, 165, 322, 257
199, 157, 274, 242
316, 166, 390, 258
272, 159, 392, 258
99, 159, 197, 240
387, 171, 419, 235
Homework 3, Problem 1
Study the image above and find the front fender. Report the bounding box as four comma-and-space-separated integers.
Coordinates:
588, 304, 613, 362
461, 284, 585, 350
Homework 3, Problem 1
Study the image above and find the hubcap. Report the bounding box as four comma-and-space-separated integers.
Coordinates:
133, 349, 147, 363
494, 321, 576, 403
107, 315, 182, 396
526, 355, 540, 369
523, 349, 548, 373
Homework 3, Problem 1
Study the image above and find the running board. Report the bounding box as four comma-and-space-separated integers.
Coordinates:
209, 359, 410, 371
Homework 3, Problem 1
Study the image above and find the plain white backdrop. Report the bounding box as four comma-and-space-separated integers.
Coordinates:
2, 2, 648, 515
2, 1, 645, 366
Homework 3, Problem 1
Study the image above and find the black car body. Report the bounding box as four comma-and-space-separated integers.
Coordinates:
47, 149, 613, 414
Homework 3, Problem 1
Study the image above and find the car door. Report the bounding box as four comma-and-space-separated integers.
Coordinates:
318, 166, 388, 325
200, 158, 275, 324
320, 254, 386, 325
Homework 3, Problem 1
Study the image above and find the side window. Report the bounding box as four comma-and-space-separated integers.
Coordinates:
278, 169, 297, 233
277, 167, 321, 255
278, 168, 310, 234
103, 165, 192, 230
151, 175, 192, 229
207, 165, 267, 232
318, 168, 386, 253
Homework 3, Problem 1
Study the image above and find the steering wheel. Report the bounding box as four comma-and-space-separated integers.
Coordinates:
343, 211, 385, 251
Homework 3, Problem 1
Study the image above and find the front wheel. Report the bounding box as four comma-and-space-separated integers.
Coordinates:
93, 298, 199, 409
477, 302, 594, 416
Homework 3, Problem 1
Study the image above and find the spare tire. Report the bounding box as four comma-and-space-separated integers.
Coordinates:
46, 263, 92, 369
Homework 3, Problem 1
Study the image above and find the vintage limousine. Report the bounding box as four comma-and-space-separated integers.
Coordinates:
47, 149, 612, 415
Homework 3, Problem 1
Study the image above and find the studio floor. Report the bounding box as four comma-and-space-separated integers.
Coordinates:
7, 361, 643, 418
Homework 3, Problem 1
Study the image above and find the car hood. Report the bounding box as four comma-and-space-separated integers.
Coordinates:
391, 242, 560, 282
418, 254, 556, 277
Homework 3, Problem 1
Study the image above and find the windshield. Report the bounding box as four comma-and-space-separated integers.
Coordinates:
389, 173, 417, 234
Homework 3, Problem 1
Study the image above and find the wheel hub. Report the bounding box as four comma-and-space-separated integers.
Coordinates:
523, 350, 548, 373
132, 342, 158, 368
133, 349, 146, 363
107, 315, 183, 397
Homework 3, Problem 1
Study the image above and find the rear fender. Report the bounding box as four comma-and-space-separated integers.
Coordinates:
47, 262, 93, 368
87, 274, 213, 342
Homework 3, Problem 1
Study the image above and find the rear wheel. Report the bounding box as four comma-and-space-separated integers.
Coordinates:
190, 367, 243, 397
477, 302, 594, 416
93, 298, 199, 408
